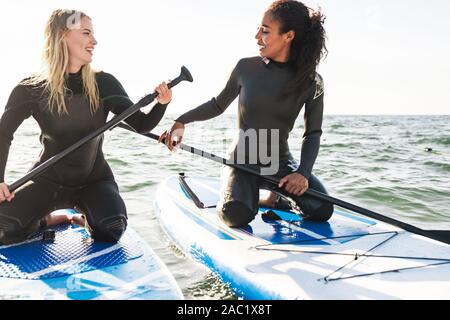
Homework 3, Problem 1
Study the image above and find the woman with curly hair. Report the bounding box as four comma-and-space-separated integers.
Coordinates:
160, 0, 333, 227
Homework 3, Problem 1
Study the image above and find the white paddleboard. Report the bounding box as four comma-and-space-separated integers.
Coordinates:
154, 174, 450, 300
0, 209, 183, 300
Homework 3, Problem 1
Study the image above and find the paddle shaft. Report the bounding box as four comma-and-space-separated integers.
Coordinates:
119, 127, 450, 245
9, 67, 192, 192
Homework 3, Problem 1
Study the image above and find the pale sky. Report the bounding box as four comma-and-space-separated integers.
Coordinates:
1, 0, 449, 115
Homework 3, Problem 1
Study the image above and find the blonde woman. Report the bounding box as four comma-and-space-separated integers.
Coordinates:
0, 10, 172, 244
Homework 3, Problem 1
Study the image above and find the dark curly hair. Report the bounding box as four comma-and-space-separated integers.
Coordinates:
267, 0, 327, 95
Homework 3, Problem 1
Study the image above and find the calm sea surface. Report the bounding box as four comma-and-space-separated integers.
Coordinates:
4, 114, 450, 299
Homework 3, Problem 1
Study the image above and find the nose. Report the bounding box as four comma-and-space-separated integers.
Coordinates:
91, 35, 98, 46
255, 28, 261, 40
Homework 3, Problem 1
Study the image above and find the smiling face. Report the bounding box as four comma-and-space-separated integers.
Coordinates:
255, 12, 295, 63
65, 16, 97, 72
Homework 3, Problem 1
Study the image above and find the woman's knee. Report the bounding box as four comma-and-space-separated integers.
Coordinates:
218, 201, 257, 228
77, 180, 128, 243
295, 175, 334, 222
303, 203, 334, 222
0, 215, 30, 245
88, 215, 128, 243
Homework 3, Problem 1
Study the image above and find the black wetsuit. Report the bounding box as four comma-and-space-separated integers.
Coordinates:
0, 71, 168, 244
176, 57, 333, 226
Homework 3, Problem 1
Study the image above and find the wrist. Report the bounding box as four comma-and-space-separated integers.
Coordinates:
295, 172, 306, 179
159, 100, 171, 106
295, 167, 310, 180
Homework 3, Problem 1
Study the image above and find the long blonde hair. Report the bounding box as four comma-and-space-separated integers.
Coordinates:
23, 9, 99, 115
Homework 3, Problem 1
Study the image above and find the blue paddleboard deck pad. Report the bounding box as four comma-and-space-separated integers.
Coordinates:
0, 211, 183, 300
0, 223, 142, 280
155, 175, 450, 300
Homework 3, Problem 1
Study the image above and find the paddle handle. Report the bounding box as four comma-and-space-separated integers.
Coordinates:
137, 66, 192, 106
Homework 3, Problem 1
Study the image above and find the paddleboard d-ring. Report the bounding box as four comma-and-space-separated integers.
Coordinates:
42, 230, 56, 242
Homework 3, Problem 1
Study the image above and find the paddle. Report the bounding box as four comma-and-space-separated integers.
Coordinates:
8, 66, 193, 192
115, 123, 450, 245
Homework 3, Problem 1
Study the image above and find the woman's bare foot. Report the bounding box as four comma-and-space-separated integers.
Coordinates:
258, 191, 277, 208
42, 211, 72, 227
41, 211, 86, 228
70, 214, 86, 227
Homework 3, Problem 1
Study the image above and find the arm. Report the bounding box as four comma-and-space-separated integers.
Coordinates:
175, 61, 241, 125
278, 74, 323, 196
279, 74, 324, 196
98, 72, 169, 134
0, 85, 34, 202
160, 61, 241, 150
297, 74, 324, 180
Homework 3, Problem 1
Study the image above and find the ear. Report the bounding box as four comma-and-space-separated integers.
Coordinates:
285, 30, 295, 43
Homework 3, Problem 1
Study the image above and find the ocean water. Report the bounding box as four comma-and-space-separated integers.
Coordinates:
3, 114, 450, 299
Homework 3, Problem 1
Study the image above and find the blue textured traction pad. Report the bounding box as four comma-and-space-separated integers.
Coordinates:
177, 178, 377, 245
0, 224, 143, 280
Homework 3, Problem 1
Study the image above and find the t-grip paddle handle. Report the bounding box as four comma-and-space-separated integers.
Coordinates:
138, 66, 193, 106
9, 66, 193, 192
169, 66, 194, 88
